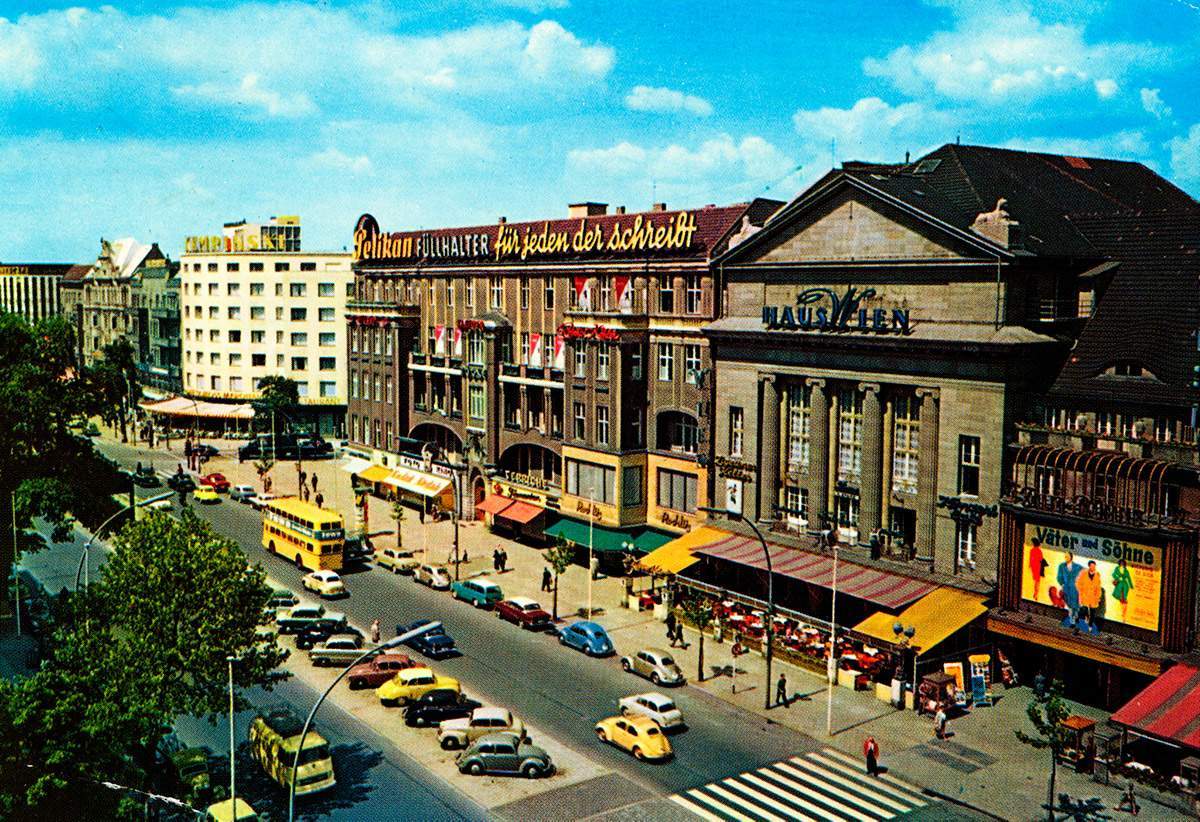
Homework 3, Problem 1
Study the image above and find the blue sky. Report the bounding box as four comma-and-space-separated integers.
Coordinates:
2, 0, 1199, 260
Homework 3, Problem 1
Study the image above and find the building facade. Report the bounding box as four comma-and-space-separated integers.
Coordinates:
346, 200, 779, 539
179, 217, 352, 435
0, 263, 82, 323
132, 263, 182, 396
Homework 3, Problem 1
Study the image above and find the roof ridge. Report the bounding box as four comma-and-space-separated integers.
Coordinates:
943, 144, 985, 214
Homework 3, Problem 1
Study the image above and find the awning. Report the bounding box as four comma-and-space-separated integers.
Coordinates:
546, 518, 626, 552
380, 466, 453, 499
357, 465, 393, 483
341, 457, 371, 476
632, 530, 674, 553
496, 500, 543, 525
638, 526, 729, 575
139, 396, 255, 420
1111, 663, 1200, 750
693, 531, 937, 610
851, 587, 988, 656
475, 495, 515, 516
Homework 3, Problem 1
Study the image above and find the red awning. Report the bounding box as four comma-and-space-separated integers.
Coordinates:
693, 532, 937, 610
1111, 663, 1200, 750
496, 500, 543, 525
475, 495, 515, 516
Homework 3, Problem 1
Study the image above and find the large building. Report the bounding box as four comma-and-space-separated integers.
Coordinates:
0, 263, 84, 323
179, 216, 353, 435
132, 262, 182, 396
346, 200, 780, 545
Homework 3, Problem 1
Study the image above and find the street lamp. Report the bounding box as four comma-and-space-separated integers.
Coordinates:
226, 655, 238, 812
74, 472, 136, 591
699, 505, 775, 712
827, 534, 839, 737
287, 621, 441, 822
431, 456, 464, 582
587, 484, 595, 619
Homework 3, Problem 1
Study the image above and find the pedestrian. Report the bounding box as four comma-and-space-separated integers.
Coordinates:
863, 736, 880, 777
542, 567, 552, 592
674, 622, 688, 650
777, 672, 789, 707
1117, 780, 1139, 816
665, 610, 677, 646
590, 554, 600, 580
492, 548, 500, 572
370, 619, 381, 644
934, 705, 947, 740
315, 492, 324, 509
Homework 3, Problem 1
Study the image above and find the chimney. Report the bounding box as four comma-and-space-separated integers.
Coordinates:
969, 198, 1022, 249
568, 202, 608, 218
615, 205, 626, 215
498, 216, 506, 224
651, 202, 667, 212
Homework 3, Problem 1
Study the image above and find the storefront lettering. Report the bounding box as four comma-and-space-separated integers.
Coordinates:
495, 212, 698, 261
184, 233, 286, 253
660, 511, 692, 530
1009, 487, 1183, 529
1031, 525, 1157, 568
504, 470, 551, 491
576, 500, 603, 519
763, 286, 911, 334
557, 323, 620, 342
713, 455, 756, 482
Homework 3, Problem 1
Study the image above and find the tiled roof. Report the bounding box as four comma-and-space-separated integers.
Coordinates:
61, 264, 91, 282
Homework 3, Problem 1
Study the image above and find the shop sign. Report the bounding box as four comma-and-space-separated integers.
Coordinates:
504, 470, 551, 491
762, 286, 911, 334
0, 266, 29, 276
395, 453, 453, 479
495, 212, 698, 262
576, 500, 603, 519
661, 510, 692, 530
1020, 524, 1161, 632
184, 233, 287, 253
714, 455, 755, 482
724, 479, 743, 515
558, 323, 620, 342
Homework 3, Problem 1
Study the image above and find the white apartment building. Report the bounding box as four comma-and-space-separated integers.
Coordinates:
179, 217, 352, 436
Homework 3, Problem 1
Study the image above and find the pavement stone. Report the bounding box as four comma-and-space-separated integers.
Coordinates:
492, 772, 653, 822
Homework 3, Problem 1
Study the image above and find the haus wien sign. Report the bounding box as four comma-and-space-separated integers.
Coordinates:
762, 286, 911, 334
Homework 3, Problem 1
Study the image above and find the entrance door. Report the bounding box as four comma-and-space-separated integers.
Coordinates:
889, 507, 916, 556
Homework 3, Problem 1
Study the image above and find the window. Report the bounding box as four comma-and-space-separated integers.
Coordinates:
520, 278, 530, 309
597, 406, 610, 445
319, 332, 335, 347
251, 330, 264, 343
227, 282, 240, 295
276, 354, 284, 366
227, 306, 241, 320
1096, 411, 1117, 436
228, 330, 241, 343
956, 522, 977, 570
490, 277, 503, 309
291, 332, 307, 346
892, 394, 920, 494
599, 277, 612, 311
319, 307, 335, 322
469, 385, 485, 421
785, 486, 808, 528
290, 308, 307, 321
788, 384, 811, 470
229, 377, 243, 391
729, 406, 744, 457
658, 275, 674, 313
211, 375, 221, 389
276, 307, 284, 320
318, 282, 334, 297
319, 356, 336, 371
252, 353, 266, 367
275, 283, 283, 296
249, 262, 263, 272
275, 262, 290, 272
958, 436, 981, 497
227, 262, 240, 272
657, 343, 674, 381
1155, 417, 1176, 442
573, 402, 586, 439
685, 273, 702, 314
631, 407, 644, 447
385, 375, 393, 403
630, 349, 643, 380
834, 493, 859, 543
207, 264, 218, 274
837, 389, 863, 481
228, 353, 242, 366
371, 376, 380, 402
209, 352, 219, 365
209, 329, 220, 342
386, 333, 393, 356
319, 381, 336, 397
597, 347, 609, 380
574, 346, 587, 378
300, 262, 316, 272
291, 356, 307, 371
350, 371, 358, 399
468, 332, 484, 365
520, 332, 529, 365
684, 344, 701, 384
373, 328, 382, 355
658, 469, 697, 514
250, 282, 264, 296
544, 278, 554, 310
565, 459, 615, 504
208, 306, 218, 318
428, 280, 435, 307
296, 383, 308, 398
466, 278, 475, 308
250, 306, 265, 320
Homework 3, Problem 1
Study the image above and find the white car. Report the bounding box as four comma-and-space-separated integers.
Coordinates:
375, 547, 420, 575
437, 707, 526, 750
248, 492, 279, 511
618, 692, 684, 730
230, 484, 256, 502
302, 570, 346, 598
414, 564, 451, 590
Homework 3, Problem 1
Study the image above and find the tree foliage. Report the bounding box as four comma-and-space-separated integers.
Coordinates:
392, 498, 406, 551
545, 537, 575, 621
253, 375, 299, 431
1016, 677, 1074, 820
679, 595, 715, 681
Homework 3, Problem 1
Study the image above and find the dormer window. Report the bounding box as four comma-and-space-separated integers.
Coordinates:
1103, 360, 1157, 380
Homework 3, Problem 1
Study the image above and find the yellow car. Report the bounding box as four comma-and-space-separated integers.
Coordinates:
194, 486, 220, 504
375, 666, 460, 707
594, 714, 673, 761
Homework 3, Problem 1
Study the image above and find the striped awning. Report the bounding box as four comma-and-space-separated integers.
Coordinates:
1111, 663, 1200, 750
852, 587, 988, 656
495, 500, 543, 524
693, 531, 937, 610
475, 495, 514, 516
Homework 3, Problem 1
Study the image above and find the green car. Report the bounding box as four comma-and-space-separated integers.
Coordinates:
450, 578, 503, 609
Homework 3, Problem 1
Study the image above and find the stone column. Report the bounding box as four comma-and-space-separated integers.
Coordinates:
915, 388, 940, 563
757, 374, 780, 523
858, 382, 883, 542
806, 378, 829, 528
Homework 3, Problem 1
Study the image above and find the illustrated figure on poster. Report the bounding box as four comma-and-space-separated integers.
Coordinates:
1056, 550, 1083, 627
1112, 558, 1133, 623
1077, 560, 1103, 634
1028, 536, 1048, 600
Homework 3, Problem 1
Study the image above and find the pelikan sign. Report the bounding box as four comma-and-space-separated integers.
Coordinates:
762, 286, 911, 334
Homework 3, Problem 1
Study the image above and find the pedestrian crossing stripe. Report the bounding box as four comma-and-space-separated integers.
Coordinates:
669, 748, 927, 822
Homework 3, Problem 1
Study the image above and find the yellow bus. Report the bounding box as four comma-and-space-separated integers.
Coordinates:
261, 497, 345, 572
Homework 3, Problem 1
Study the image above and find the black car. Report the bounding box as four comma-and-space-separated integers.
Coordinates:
192, 444, 219, 459
299, 438, 334, 459
343, 534, 372, 564
166, 472, 196, 492
403, 689, 482, 727
130, 465, 161, 487
396, 620, 458, 659
238, 435, 300, 463
295, 623, 363, 650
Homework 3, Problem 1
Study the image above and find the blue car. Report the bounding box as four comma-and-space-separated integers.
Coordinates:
396, 619, 458, 659
558, 621, 613, 657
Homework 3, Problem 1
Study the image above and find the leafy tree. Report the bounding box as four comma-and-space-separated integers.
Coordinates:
253, 375, 299, 433
254, 456, 275, 493
1015, 677, 1074, 821
391, 497, 406, 551
679, 595, 715, 682
98, 338, 140, 443
545, 537, 575, 621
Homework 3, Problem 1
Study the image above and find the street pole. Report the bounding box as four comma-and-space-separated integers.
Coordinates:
226, 656, 237, 810
288, 622, 440, 822
74, 486, 137, 591
587, 484, 595, 619
827, 538, 839, 737
11, 491, 20, 636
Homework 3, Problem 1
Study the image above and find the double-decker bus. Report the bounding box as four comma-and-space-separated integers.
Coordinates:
261, 497, 344, 571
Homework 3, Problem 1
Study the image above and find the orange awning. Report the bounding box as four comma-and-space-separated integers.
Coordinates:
496, 500, 543, 524
475, 495, 515, 516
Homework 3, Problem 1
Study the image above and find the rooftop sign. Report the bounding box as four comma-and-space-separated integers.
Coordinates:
763, 286, 911, 334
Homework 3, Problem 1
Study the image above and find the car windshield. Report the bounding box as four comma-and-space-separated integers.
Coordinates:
645, 726, 661, 736
655, 700, 677, 712
658, 656, 675, 666
296, 743, 330, 766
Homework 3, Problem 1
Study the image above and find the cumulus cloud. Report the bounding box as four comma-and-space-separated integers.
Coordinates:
1093, 78, 1118, 99
173, 73, 316, 118
1169, 124, 1200, 183
793, 97, 955, 165
568, 133, 794, 183
1141, 87, 1172, 119
308, 147, 373, 174
625, 85, 713, 117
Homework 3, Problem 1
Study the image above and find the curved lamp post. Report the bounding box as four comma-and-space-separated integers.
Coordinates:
287, 621, 441, 821
74, 472, 136, 591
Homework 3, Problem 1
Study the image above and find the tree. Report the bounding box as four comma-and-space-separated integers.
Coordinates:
391, 497, 406, 551
679, 595, 715, 682
254, 456, 275, 492
253, 375, 299, 433
98, 338, 140, 444
545, 538, 575, 621
1016, 677, 1074, 821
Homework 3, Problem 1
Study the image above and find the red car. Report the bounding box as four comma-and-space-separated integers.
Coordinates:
495, 597, 552, 631
199, 473, 230, 492
346, 653, 417, 690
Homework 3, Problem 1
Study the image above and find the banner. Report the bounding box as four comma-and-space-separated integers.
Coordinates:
553, 334, 565, 369
613, 274, 633, 313
452, 327, 463, 356
434, 325, 447, 355
573, 275, 591, 312
529, 332, 543, 367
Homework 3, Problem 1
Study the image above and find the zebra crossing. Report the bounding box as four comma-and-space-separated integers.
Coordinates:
670, 747, 930, 821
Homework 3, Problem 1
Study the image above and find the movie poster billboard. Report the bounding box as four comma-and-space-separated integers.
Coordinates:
1020, 524, 1161, 632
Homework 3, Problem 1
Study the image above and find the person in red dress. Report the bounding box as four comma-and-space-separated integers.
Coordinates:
1028, 537, 1047, 600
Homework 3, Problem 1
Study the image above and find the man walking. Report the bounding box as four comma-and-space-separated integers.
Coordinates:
499, 548, 508, 573
370, 619, 381, 645
665, 610, 677, 647
492, 548, 500, 572
541, 566, 552, 592
864, 736, 880, 777
776, 672, 789, 708
934, 705, 947, 740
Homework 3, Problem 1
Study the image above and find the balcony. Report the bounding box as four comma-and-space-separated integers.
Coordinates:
501, 363, 521, 377
411, 353, 426, 365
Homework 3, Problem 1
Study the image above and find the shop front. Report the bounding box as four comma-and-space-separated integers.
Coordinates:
544, 516, 672, 574
476, 492, 547, 543
354, 463, 456, 518
646, 453, 708, 534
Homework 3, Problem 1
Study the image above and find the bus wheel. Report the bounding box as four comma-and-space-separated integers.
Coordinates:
295, 554, 304, 570
268, 540, 276, 554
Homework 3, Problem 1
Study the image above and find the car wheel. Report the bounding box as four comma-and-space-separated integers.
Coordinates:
414, 716, 427, 727
620, 706, 630, 716
472, 599, 482, 609
295, 554, 304, 570
467, 762, 484, 776
268, 540, 276, 554
522, 763, 543, 779
651, 673, 662, 686
381, 698, 396, 708
441, 737, 460, 751
621, 659, 631, 672
349, 678, 363, 690
595, 728, 607, 743
632, 746, 645, 761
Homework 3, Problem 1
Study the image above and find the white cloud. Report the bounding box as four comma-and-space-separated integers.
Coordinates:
1002, 129, 1150, 159
1168, 124, 1200, 183
308, 147, 373, 174
625, 85, 713, 117
172, 73, 316, 119
1141, 87, 1172, 119
1094, 78, 1118, 99
568, 133, 794, 183
792, 97, 955, 164
489, 0, 570, 10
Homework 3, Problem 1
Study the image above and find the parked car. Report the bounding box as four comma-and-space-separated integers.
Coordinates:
343, 533, 372, 564
309, 635, 370, 666
168, 746, 212, 802
594, 714, 673, 761
456, 732, 552, 779
414, 563, 451, 590
203, 798, 259, 822
199, 473, 231, 492
620, 648, 685, 687
264, 588, 299, 616
230, 484, 256, 502
193, 444, 219, 459
450, 578, 503, 609
376, 667, 460, 707
619, 692, 684, 730
238, 434, 299, 463
276, 604, 347, 634
299, 438, 334, 459
346, 654, 417, 690
396, 620, 458, 659
375, 547, 420, 575
302, 570, 346, 599
403, 689, 482, 727
194, 486, 220, 504
294, 622, 361, 650
247, 492, 279, 511
131, 465, 161, 487
167, 472, 196, 492
438, 707, 526, 750
558, 621, 613, 656
495, 597, 552, 631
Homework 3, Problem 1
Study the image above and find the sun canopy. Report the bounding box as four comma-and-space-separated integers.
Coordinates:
139, 396, 254, 420
496, 500, 543, 525
545, 518, 671, 554
637, 526, 731, 575
475, 495, 515, 516
1111, 663, 1200, 751
379, 466, 452, 499
851, 587, 988, 656
341, 457, 371, 475
356, 465, 393, 483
